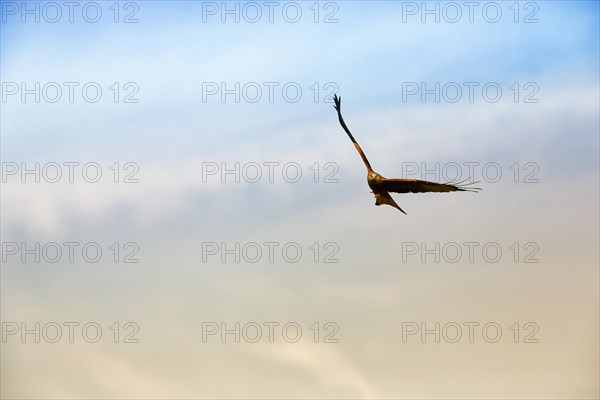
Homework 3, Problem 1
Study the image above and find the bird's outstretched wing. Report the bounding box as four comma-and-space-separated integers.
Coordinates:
333, 94, 374, 172
382, 178, 481, 194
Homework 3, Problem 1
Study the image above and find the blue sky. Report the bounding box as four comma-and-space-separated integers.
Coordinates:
1, 1, 599, 398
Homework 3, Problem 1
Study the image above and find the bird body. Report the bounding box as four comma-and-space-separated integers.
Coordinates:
367, 170, 406, 213
332, 94, 479, 214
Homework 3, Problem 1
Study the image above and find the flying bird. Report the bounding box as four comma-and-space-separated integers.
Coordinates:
333, 94, 480, 214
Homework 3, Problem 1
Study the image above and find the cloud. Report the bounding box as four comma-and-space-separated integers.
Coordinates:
246, 341, 377, 398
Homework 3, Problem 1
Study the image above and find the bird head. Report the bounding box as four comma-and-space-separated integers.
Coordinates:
368, 170, 381, 180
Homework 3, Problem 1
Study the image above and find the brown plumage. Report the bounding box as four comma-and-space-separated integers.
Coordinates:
333, 94, 480, 214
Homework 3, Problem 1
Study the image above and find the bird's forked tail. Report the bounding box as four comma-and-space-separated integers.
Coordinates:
374, 192, 407, 214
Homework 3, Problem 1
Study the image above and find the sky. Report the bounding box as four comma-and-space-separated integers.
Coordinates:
1, 1, 599, 399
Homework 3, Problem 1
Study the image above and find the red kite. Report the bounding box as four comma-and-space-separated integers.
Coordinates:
333, 94, 480, 214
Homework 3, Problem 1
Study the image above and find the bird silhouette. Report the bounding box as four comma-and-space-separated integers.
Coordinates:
333, 94, 480, 214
